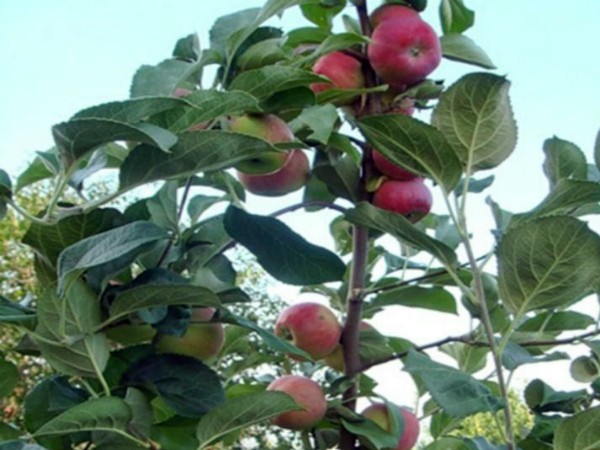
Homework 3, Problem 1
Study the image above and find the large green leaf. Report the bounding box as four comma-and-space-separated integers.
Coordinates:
34, 397, 133, 441
514, 179, 600, 223
23, 208, 123, 267
119, 131, 281, 190
346, 203, 458, 269
439, 0, 475, 34
33, 280, 109, 378
71, 97, 184, 122
364, 285, 457, 317
0, 359, 19, 398
498, 216, 600, 315
358, 114, 462, 191
122, 354, 225, 418
554, 406, 600, 450
56, 221, 170, 294
404, 350, 504, 418
229, 66, 323, 100
0, 296, 36, 328
52, 119, 176, 169
130, 59, 195, 98
542, 136, 588, 187
223, 206, 346, 285
432, 73, 517, 172
441, 34, 496, 69
196, 391, 301, 449
108, 285, 220, 326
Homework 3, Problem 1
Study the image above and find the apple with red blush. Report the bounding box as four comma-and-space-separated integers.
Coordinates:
361, 402, 420, 450
267, 375, 327, 430
372, 178, 432, 222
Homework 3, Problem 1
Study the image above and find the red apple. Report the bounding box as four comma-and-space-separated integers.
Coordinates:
267, 375, 327, 430
370, 4, 420, 29
155, 308, 224, 361
311, 51, 365, 94
372, 178, 432, 222
237, 149, 309, 197
227, 114, 294, 174
372, 150, 418, 181
275, 302, 342, 360
368, 16, 441, 87
362, 403, 420, 450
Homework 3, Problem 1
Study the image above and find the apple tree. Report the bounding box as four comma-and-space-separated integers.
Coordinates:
1, 0, 600, 449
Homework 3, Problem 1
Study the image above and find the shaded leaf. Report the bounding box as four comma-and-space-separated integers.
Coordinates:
130, 59, 194, 98
0, 359, 19, 398
432, 73, 517, 171
554, 406, 600, 450
358, 114, 462, 191
498, 216, 600, 314
224, 206, 346, 285
196, 391, 301, 448
440, 0, 475, 34
0, 296, 36, 328
229, 66, 323, 100
543, 136, 588, 187
346, 202, 458, 268
404, 350, 504, 418
502, 342, 568, 371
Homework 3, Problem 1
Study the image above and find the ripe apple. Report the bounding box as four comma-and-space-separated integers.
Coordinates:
237, 149, 309, 197
267, 375, 327, 430
323, 321, 374, 372
362, 403, 420, 450
370, 4, 420, 29
311, 51, 365, 94
368, 16, 441, 87
372, 178, 432, 222
275, 302, 342, 360
155, 307, 224, 361
372, 150, 418, 181
227, 114, 294, 174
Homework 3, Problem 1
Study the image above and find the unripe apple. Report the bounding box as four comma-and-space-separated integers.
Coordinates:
106, 323, 157, 345
275, 302, 342, 360
237, 149, 309, 197
227, 114, 294, 174
323, 321, 374, 372
370, 4, 420, 29
372, 150, 418, 181
368, 16, 441, 87
155, 308, 224, 361
267, 375, 327, 430
311, 51, 365, 94
362, 403, 420, 450
372, 178, 432, 222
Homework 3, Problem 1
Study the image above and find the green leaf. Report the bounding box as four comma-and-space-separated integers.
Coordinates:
221, 311, 312, 360
108, 285, 220, 326
130, 59, 194, 98
237, 38, 289, 70
122, 354, 225, 418
543, 136, 588, 187
525, 379, 588, 414
72, 97, 184, 122
301, 2, 345, 29
0, 423, 20, 441
341, 417, 399, 450
52, 119, 177, 169
0, 359, 19, 398
464, 438, 509, 450
358, 114, 462, 192
224, 206, 346, 285
34, 397, 133, 440
313, 152, 360, 202
187, 195, 226, 223
497, 216, 600, 315
502, 342, 568, 371
554, 406, 600, 450
594, 128, 600, 172
161, 90, 261, 133
424, 437, 468, 450
296, 32, 368, 64
0, 441, 48, 450
290, 104, 339, 144
196, 391, 301, 448
404, 350, 504, 418
119, 131, 282, 190
57, 221, 169, 294
515, 179, 600, 223
364, 286, 457, 317
0, 169, 12, 198
23, 208, 123, 267
346, 202, 458, 268
440, 0, 475, 34
15, 150, 58, 191
0, 296, 36, 328
432, 73, 517, 172
440, 342, 488, 374
33, 280, 109, 378
519, 311, 596, 333
441, 34, 496, 69
173, 33, 201, 61
146, 181, 178, 231
229, 66, 323, 100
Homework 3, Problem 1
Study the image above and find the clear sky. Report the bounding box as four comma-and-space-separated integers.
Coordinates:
1, 0, 599, 415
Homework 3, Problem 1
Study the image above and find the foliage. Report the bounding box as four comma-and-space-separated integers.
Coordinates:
0, 1, 599, 450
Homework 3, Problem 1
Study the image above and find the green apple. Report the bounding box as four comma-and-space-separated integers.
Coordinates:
155, 308, 224, 361
227, 113, 294, 174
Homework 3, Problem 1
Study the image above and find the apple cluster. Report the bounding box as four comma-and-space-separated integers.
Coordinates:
265, 302, 420, 448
